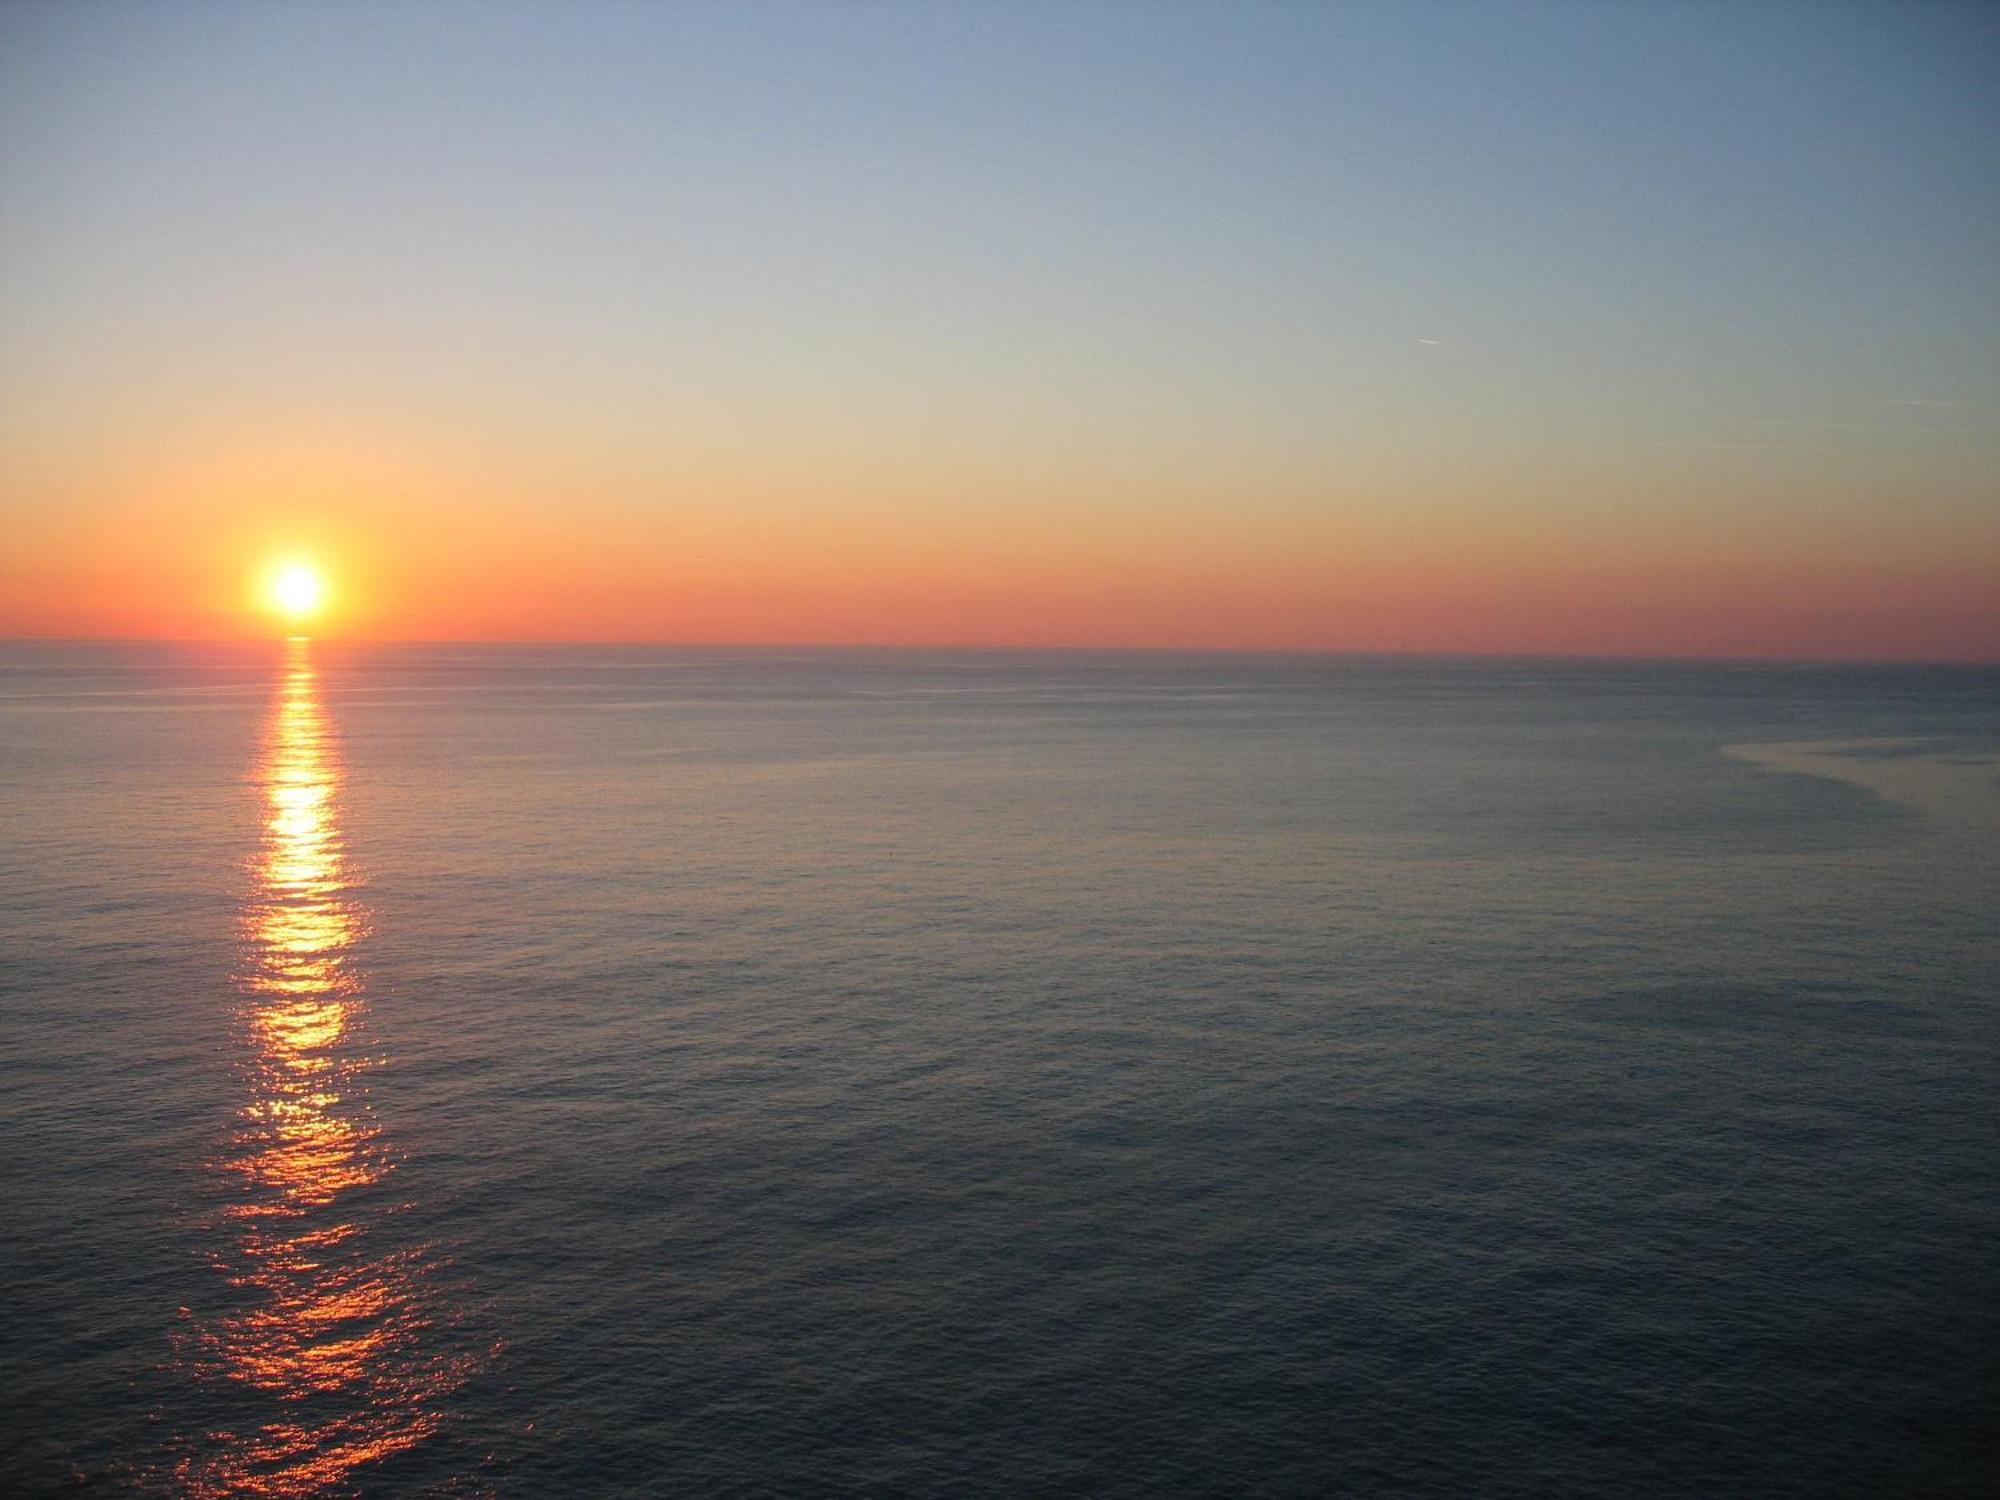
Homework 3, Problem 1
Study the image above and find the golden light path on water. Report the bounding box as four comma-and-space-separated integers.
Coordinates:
174, 640, 473, 1497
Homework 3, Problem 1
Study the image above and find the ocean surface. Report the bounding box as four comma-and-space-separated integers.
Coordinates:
2, 641, 1996, 1498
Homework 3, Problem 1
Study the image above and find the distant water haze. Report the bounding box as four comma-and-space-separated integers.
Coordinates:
3, 642, 1996, 1493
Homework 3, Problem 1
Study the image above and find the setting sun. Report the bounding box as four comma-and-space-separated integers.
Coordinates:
268, 563, 325, 623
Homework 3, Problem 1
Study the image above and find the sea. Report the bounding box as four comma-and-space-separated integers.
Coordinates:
2, 641, 1996, 1497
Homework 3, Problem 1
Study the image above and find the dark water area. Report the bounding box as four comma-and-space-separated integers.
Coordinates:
3, 642, 1997, 1496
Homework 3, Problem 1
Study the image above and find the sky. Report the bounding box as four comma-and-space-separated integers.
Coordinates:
1, 0, 1995, 658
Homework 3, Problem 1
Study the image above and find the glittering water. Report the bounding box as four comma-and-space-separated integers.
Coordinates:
2, 642, 1997, 1496
167, 645, 477, 1497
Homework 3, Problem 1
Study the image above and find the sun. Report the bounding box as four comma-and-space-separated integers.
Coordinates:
266, 562, 326, 623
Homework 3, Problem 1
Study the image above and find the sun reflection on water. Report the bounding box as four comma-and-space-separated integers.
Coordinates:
173, 640, 475, 1497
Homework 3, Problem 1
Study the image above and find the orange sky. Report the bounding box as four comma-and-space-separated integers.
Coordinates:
3, 417, 1993, 659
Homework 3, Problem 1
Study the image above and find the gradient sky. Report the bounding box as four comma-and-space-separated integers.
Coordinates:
2, 0, 1995, 656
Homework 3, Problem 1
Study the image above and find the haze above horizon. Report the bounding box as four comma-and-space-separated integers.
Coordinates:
2, 0, 1995, 660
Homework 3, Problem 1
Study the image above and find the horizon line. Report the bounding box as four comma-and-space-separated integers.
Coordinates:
3, 634, 1996, 670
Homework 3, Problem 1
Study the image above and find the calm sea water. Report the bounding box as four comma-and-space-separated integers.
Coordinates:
2, 642, 1996, 1497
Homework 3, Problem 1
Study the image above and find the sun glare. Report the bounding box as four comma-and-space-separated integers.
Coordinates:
268, 563, 325, 624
